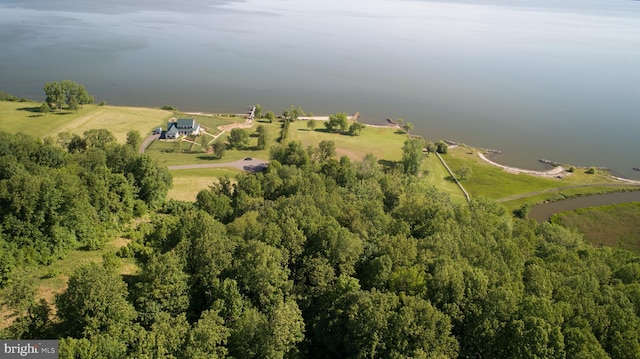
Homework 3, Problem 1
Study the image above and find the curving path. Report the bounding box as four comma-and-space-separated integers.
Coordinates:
139, 134, 160, 154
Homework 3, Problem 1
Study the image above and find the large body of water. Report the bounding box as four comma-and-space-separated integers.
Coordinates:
1, 0, 639, 178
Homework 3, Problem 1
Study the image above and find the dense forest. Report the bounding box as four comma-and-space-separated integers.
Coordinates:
2, 132, 640, 358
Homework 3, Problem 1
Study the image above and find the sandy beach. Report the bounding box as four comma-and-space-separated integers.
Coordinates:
478, 152, 566, 177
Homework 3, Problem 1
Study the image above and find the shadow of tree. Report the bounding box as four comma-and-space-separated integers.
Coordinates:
196, 155, 222, 161
378, 159, 398, 172
17, 106, 41, 113
445, 175, 457, 183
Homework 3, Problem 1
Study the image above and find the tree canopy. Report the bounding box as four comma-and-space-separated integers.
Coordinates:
2, 132, 640, 359
43, 80, 94, 110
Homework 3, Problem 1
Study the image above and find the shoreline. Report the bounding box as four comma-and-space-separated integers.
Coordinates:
478, 151, 640, 184
174, 107, 640, 182
477, 152, 566, 177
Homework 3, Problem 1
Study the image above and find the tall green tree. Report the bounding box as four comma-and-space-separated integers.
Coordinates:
254, 104, 262, 119
228, 128, 249, 149
307, 119, 317, 130
126, 130, 142, 150
401, 137, 425, 175
281, 105, 305, 122
325, 113, 348, 133
256, 125, 268, 150
317, 140, 336, 162
185, 309, 230, 359
348, 122, 366, 136
134, 251, 190, 326
56, 263, 136, 337
213, 142, 226, 159
43, 81, 65, 110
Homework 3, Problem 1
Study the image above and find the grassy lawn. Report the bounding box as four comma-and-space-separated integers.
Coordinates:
0, 101, 173, 142
422, 154, 467, 204
551, 202, 640, 253
169, 168, 241, 201
183, 113, 246, 133
145, 136, 270, 166
443, 146, 622, 201
288, 121, 406, 161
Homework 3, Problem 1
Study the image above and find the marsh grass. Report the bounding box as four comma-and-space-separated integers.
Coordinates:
551, 202, 640, 253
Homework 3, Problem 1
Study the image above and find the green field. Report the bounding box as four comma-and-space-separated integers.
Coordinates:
0, 101, 173, 142
287, 121, 407, 161
169, 168, 241, 201
145, 132, 271, 166
422, 153, 467, 204
551, 202, 640, 253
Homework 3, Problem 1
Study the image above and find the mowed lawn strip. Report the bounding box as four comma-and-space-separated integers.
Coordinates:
422, 154, 467, 204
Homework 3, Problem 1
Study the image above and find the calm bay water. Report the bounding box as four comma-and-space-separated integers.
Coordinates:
1, 0, 639, 178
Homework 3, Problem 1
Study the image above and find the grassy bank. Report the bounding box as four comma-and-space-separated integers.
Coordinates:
551, 202, 640, 253
501, 185, 640, 213
441, 146, 637, 210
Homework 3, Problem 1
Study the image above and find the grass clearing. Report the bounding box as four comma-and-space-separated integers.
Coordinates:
0, 237, 140, 330
0, 101, 173, 142
551, 202, 640, 253
288, 121, 406, 161
31, 238, 137, 303
169, 168, 241, 201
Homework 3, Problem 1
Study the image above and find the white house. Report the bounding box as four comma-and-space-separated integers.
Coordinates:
165, 118, 201, 139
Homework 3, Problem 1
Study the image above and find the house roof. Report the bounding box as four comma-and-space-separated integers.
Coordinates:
176, 118, 199, 129
166, 125, 179, 136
